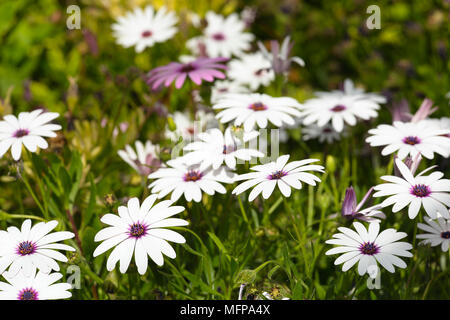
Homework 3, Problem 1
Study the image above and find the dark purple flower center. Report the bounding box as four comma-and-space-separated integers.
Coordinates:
17, 241, 36, 256
141, 30, 153, 38
184, 170, 203, 182
269, 170, 287, 180
128, 223, 147, 238
248, 102, 267, 111
18, 288, 38, 300
254, 68, 269, 77
212, 32, 226, 41
323, 128, 332, 133
331, 105, 346, 112
180, 63, 196, 73
360, 242, 379, 255
441, 231, 450, 239
403, 136, 421, 145
223, 144, 236, 154
14, 129, 29, 138
410, 184, 431, 198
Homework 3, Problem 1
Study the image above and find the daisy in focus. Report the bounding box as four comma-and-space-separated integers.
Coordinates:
341, 186, 386, 223
146, 57, 227, 90
118, 140, 161, 176
373, 158, 450, 219
111, 6, 178, 53
93, 196, 188, 274
148, 158, 236, 203
366, 121, 450, 160
416, 217, 450, 252
0, 219, 75, 277
182, 127, 263, 170
198, 11, 254, 58
300, 90, 382, 133
213, 93, 302, 132
227, 52, 274, 90
326, 222, 412, 275
0, 109, 62, 161
232, 155, 324, 201
0, 269, 72, 300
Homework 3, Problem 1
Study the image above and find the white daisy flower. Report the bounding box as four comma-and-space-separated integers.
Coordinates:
300, 93, 381, 133
111, 6, 178, 53
0, 109, 62, 161
93, 195, 188, 274
373, 158, 450, 219
165, 111, 218, 143
0, 220, 75, 277
232, 155, 324, 201
227, 53, 274, 90
118, 140, 161, 176
202, 11, 254, 58
422, 117, 450, 138
366, 120, 450, 160
302, 123, 341, 144
210, 80, 249, 104
148, 158, 236, 203
0, 269, 72, 300
213, 93, 302, 132
326, 222, 413, 275
182, 128, 263, 170
318, 79, 386, 104
417, 217, 450, 252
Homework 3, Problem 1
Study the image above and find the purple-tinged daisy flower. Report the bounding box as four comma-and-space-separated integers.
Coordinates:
373, 158, 450, 219
146, 57, 228, 90
326, 222, 412, 275
232, 155, 324, 201
93, 196, 188, 274
0, 220, 75, 277
118, 140, 162, 176
257, 36, 305, 76
0, 269, 72, 300
341, 186, 385, 222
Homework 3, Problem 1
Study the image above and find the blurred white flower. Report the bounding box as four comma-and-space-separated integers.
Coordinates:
227, 53, 274, 90
202, 11, 254, 58
211, 80, 249, 104
326, 222, 412, 275
0, 109, 61, 161
302, 123, 341, 144
118, 140, 161, 176
93, 196, 188, 274
165, 110, 218, 142
112, 6, 178, 53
